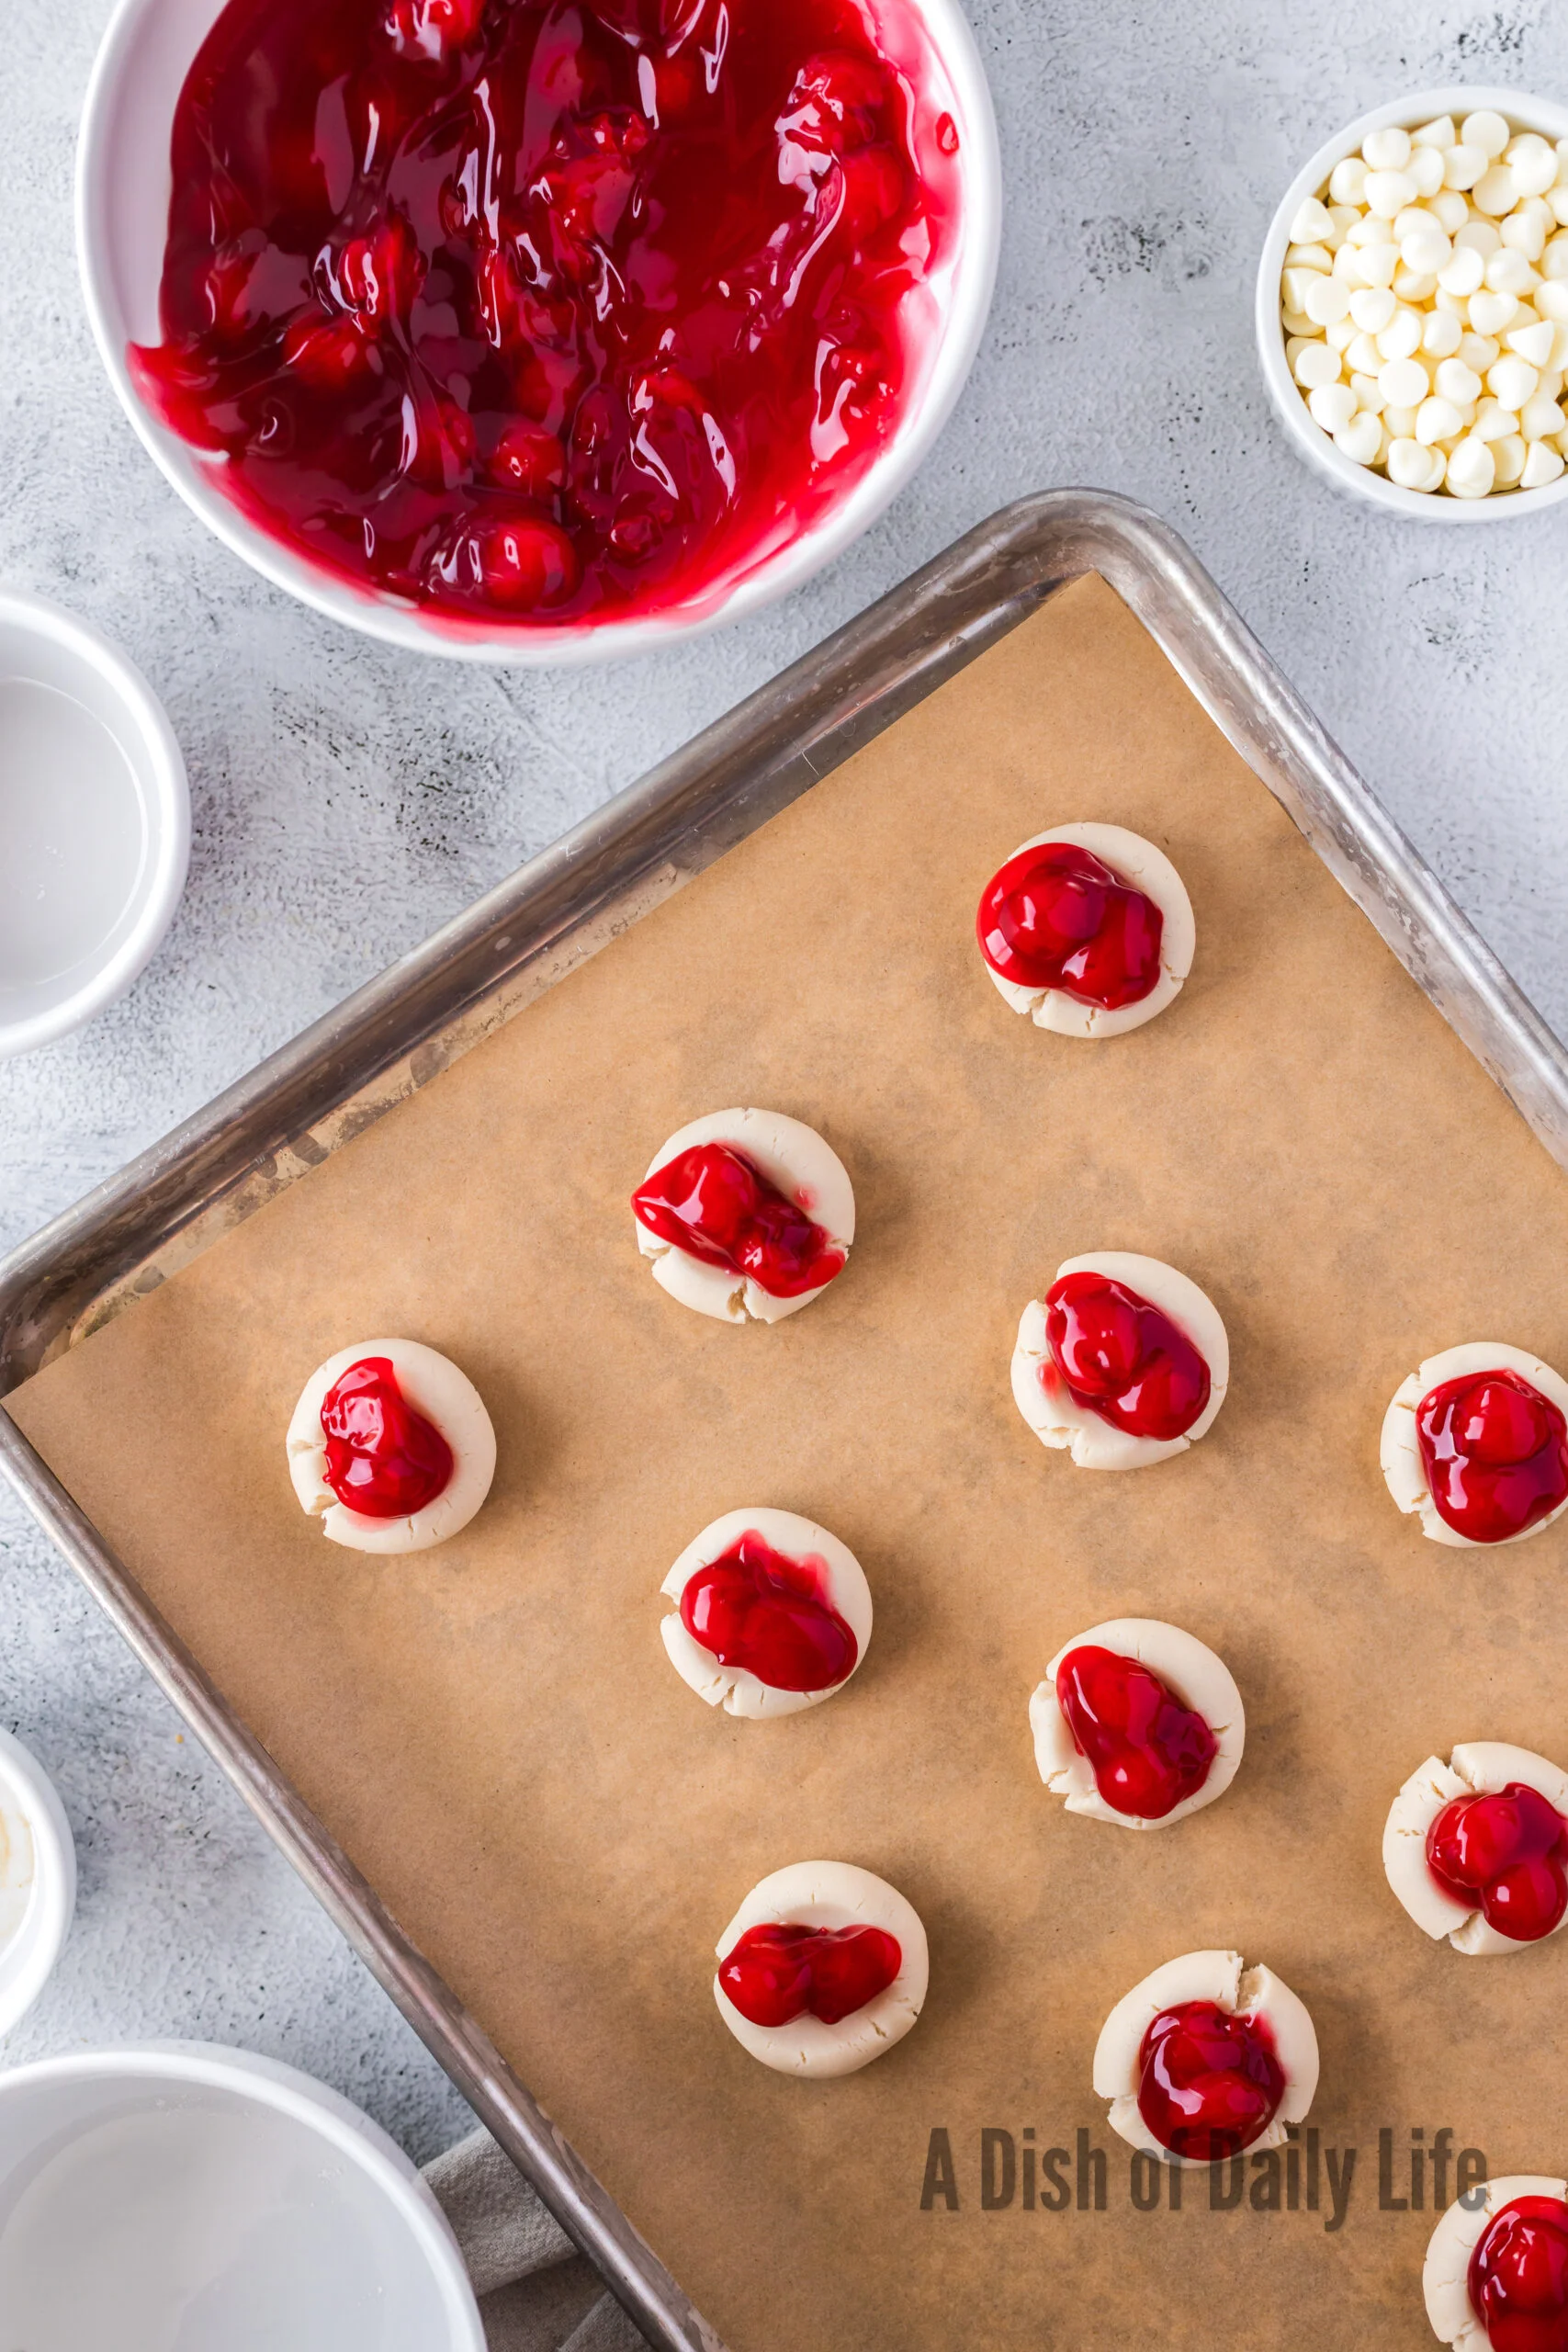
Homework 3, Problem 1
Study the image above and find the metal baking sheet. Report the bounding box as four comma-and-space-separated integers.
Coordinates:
4, 491, 1566, 2351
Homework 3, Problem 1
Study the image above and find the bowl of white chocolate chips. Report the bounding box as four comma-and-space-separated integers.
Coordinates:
1257, 87, 1568, 514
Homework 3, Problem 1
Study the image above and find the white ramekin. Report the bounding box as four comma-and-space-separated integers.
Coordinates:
0, 590, 189, 1060
76, 0, 1001, 665
0, 1724, 75, 2037
1256, 85, 1568, 521
0, 2043, 485, 2348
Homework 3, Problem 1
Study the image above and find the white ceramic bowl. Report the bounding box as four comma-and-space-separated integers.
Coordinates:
0, 590, 189, 1059
77, 0, 1001, 665
1256, 85, 1568, 521
0, 2043, 486, 2351
0, 1725, 75, 2038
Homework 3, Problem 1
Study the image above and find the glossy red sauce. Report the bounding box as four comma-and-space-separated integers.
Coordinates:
1428, 1782, 1568, 1944
1055, 1644, 1216, 1820
976, 842, 1163, 1009
681, 1529, 857, 1691
633, 1141, 844, 1298
1136, 1999, 1286, 2163
1044, 1271, 1211, 1442
1416, 1369, 1568, 1544
1470, 2196, 1568, 2352
131, 0, 957, 628
718, 1921, 900, 2027
320, 1355, 454, 1515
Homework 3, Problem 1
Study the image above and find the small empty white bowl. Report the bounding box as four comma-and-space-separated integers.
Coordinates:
77, 0, 1000, 664
0, 589, 188, 1057
0, 1724, 75, 2039
0, 2042, 485, 2351
1256, 85, 1568, 521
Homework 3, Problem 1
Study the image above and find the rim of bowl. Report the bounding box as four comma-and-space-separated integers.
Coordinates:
0, 2041, 486, 2348
0, 1726, 76, 2038
0, 590, 190, 1060
75, 0, 1003, 665
1255, 84, 1568, 522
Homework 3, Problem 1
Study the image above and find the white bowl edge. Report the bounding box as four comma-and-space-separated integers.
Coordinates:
0, 590, 190, 1059
75, 0, 1002, 664
0, 1724, 76, 2039
1255, 84, 1568, 522
0, 2041, 486, 2349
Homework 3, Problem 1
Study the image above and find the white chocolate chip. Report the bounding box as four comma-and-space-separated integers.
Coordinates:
1507, 133, 1560, 198
1468, 288, 1519, 337
1416, 393, 1463, 443
1492, 431, 1528, 485
1407, 144, 1446, 198
1472, 163, 1519, 217
1420, 307, 1463, 356
1472, 396, 1520, 441
1376, 306, 1424, 359
1293, 340, 1344, 389
1445, 434, 1496, 496
1507, 317, 1557, 367
1522, 437, 1566, 486
1303, 271, 1352, 325
1329, 153, 1369, 204
1379, 355, 1429, 407
1521, 390, 1568, 437
1290, 195, 1336, 244
1365, 167, 1417, 218
1490, 352, 1540, 408
1309, 379, 1358, 432
1434, 356, 1483, 404
1386, 435, 1438, 488
1443, 142, 1486, 190
1438, 244, 1485, 296
1462, 109, 1511, 160
1487, 246, 1537, 295
1349, 284, 1398, 333
1335, 409, 1383, 463
1455, 216, 1503, 257
1364, 124, 1413, 172
1413, 114, 1456, 151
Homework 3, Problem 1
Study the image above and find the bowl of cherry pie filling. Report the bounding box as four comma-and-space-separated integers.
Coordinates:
77, 0, 998, 660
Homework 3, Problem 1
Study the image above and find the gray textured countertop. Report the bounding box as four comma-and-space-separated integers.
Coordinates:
3, 0, 1567, 2170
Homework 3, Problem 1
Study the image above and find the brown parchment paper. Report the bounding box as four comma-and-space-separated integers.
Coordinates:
12, 572, 1568, 2352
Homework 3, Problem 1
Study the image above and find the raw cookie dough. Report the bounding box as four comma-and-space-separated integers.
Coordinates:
1381, 1341, 1568, 1547
287, 1337, 496, 1555
1093, 1948, 1319, 2167
1425, 2174, 1568, 2351
1011, 1250, 1229, 1470
712, 1860, 927, 2078
1383, 1741, 1568, 1956
633, 1107, 854, 1325
660, 1507, 873, 1719
978, 822, 1195, 1037
1029, 1616, 1245, 1829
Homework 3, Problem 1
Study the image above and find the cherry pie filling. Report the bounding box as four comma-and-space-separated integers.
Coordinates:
1043, 1271, 1211, 1442
718, 1921, 901, 2028
976, 842, 1163, 1009
1135, 1998, 1286, 2163
1469, 2195, 1568, 2352
633, 1141, 844, 1298
1416, 1369, 1568, 1544
681, 1530, 858, 1692
320, 1355, 455, 1516
1055, 1643, 1216, 1819
1427, 1782, 1568, 1944
132, 0, 956, 625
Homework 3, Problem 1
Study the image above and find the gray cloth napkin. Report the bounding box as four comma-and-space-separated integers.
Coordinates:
423, 2129, 651, 2352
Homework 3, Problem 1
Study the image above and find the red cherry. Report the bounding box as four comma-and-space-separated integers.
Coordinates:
1416, 1369, 1568, 1544
488, 423, 567, 496
1470, 2195, 1568, 2352
437, 514, 581, 609
283, 315, 374, 387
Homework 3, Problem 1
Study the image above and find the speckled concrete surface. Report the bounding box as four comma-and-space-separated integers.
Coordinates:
4, 0, 1568, 2180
